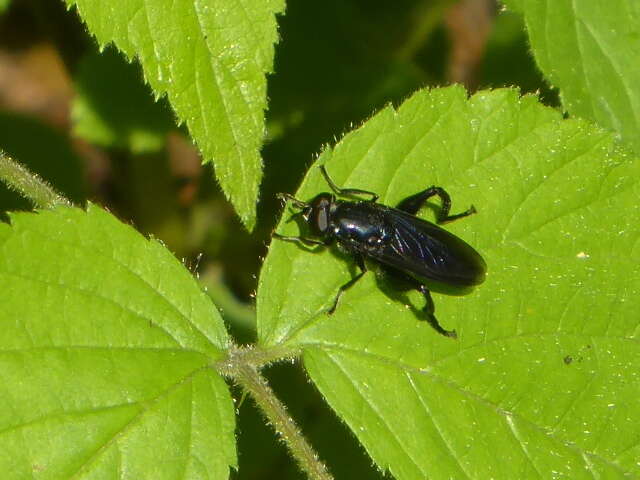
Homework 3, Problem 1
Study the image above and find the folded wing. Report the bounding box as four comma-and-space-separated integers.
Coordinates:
371, 208, 486, 286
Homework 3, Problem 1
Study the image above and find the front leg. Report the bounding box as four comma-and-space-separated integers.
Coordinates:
272, 232, 329, 252
320, 165, 379, 202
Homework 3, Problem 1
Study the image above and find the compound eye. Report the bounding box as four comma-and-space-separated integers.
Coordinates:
316, 208, 329, 233
308, 194, 333, 236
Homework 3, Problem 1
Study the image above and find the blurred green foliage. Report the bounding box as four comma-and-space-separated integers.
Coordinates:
72, 48, 175, 153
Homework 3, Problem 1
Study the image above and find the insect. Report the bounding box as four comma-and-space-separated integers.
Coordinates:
274, 165, 486, 338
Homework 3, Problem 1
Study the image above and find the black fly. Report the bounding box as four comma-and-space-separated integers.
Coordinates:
274, 165, 486, 338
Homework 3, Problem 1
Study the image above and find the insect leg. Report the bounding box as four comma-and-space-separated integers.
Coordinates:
376, 267, 457, 339
320, 165, 379, 202
272, 232, 328, 252
328, 255, 367, 314
418, 285, 457, 338
277, 192, 309, 209
396, 187, 476, 224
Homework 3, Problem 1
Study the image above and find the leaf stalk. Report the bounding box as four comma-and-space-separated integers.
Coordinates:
0, 152, 71, 208
221, 345, 333, 480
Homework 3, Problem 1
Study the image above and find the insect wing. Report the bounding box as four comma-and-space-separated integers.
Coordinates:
373, 208, 486, 286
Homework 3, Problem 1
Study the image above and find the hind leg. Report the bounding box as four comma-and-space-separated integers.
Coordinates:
379, 267, 457, 338
396, 186, 475, 224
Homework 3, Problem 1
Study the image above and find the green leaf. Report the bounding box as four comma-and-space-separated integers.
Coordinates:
258, 86, 640, 478
502, 0, 640, 154
0, 205, 236, 478
65, 0, 286, 230
72, 48, 175, 153
503, 0, 523, 11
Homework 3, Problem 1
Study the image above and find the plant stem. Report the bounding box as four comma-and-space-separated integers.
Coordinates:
221, 346, 333, 480
396, 0, 455, 61
0, 152, 71, 208
230, 344, 300, 368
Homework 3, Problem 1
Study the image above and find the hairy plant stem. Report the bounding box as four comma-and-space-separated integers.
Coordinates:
220, 345, 332, 480
0, 152, 70, 208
